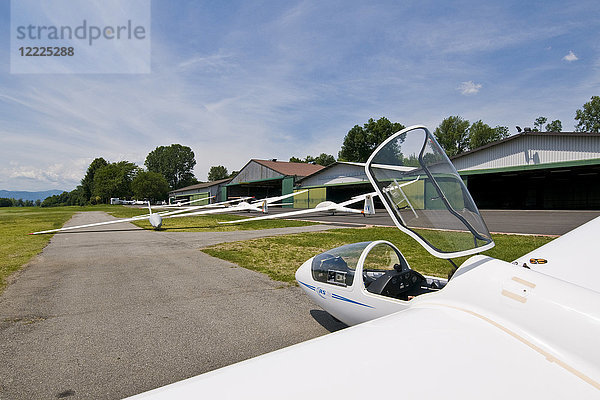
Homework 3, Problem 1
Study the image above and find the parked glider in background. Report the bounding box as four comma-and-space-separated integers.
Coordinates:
29, 197, 251, 235
219, 192, 379, 224
30, 191, 308, 235
153, 197, 217, 209
126, 125, 600, 399
164, 190, 309, 220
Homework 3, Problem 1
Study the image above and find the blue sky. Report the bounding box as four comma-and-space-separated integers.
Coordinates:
1, 0, 599, 191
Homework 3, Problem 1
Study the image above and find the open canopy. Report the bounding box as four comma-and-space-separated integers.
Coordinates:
365, 125, 494, 258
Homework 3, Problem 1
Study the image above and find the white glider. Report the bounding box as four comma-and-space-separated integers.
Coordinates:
125, 125, 600, 399
153, 197, 217, 209
30, 191, 307, 234
163, 190, 309, 220
30, 197, 251, 235
219, 191, 378, 224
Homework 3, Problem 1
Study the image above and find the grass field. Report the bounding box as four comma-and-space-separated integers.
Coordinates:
115, 210, 316, 232
203, 227, 555, 283
0, 205, 123, 290
0, 205, 314, 291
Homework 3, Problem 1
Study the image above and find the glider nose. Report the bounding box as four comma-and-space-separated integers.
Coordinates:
149, 214, 163, 229
295, 257, 314, 290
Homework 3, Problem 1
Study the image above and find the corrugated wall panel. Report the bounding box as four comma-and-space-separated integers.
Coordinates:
299, 164, 367, 187
453, 135, 600, 171
229, 161, 281, 184
292, 188, 326, 208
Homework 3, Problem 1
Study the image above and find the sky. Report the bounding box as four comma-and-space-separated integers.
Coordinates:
1, 0, 599, 191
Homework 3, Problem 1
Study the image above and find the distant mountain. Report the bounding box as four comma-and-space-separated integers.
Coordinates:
0, 190, 66, 202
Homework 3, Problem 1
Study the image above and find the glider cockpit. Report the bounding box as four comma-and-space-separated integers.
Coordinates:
296, 240, 448, 325
310, 241, 446, 300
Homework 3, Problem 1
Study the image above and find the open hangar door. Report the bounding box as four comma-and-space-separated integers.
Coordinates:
465, 164, 600, 210
325, 183, 385, 209
225, 179, 283, 201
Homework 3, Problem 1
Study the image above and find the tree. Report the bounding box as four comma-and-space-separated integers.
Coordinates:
68, 185, 87, 206
545, 120, 562, 132
208, 165, 229, 181
575, 96, 600, 132
92, 161, 138, 203
81, 157, 108, 202
338, 117, 405, 162
41, 189, 86, 207
145, 144, 198, 189
533, 116, 548, 132
468, 121, 509, 150
313, 153, 336, 166
0, 198, 12, 207
434, 116, 470, 157
289, 153, 336, 166
131, 171, 170, 201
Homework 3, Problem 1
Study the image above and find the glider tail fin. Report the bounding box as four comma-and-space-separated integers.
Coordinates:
363, 194, 375, 215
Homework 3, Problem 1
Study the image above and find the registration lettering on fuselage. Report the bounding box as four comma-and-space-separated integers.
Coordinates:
316, 287, 327, 299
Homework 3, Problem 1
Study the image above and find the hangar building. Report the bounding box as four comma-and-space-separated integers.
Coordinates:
294, 162, 374, 208
168, 160, 323, 206
452, 132, 600, 209
224, 159, 324, 206
170, 133, 600, 210
168, 178, 232, 205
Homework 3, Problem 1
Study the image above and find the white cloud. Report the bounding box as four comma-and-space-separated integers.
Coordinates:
458, 81, 482, 95
563, 50, 578, 62
178, 53, 236, 71
0, 159, 91, 190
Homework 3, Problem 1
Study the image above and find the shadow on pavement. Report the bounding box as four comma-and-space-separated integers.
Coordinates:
310, 309, 348, 332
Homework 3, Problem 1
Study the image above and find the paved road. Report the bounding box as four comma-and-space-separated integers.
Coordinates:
0, 212, 345, 400
251, 208, 600, 236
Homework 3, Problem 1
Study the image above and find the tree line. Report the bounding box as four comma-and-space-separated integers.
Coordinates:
41, 144, 198, 207
335, 95, 600, 161
0, 198, 41, 207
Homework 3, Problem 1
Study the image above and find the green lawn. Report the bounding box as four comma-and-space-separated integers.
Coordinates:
119, 211, 317, 232
0, 205, 131, 291
202, 227, 555, 283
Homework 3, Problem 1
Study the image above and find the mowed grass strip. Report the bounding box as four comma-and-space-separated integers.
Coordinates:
118, 210, 317, 232
202, 227, 555, 283
0, 205, 136, 291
